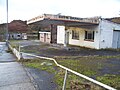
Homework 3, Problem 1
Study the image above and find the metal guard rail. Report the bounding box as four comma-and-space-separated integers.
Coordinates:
22, 52, 116, 90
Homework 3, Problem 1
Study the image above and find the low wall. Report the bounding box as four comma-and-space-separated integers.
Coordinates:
7, 42, 21, 60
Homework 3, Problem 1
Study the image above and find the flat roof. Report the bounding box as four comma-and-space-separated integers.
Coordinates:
27, 14, 100, 26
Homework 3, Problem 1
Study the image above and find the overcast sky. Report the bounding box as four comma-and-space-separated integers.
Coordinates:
0, 0, 120, 23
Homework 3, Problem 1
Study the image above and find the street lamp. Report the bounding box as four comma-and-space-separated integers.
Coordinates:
6, 0, 8, 42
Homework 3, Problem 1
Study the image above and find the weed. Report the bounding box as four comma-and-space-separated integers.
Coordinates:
21, 58, 56, 73
97, 74, 120, 89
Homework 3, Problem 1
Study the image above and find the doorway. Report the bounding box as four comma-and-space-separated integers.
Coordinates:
112, 31, 120, 48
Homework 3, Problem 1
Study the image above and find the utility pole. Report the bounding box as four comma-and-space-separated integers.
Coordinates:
6, 0, 8, 42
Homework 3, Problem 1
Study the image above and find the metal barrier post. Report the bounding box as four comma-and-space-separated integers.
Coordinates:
62, 70, 68, 90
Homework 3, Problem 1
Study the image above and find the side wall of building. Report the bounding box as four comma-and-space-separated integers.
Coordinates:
99, 20, 120, 49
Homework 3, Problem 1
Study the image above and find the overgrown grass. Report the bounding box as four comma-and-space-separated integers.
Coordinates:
11, 40, 120, 89
19, 55, 120, 89
55, 55, 120, 89
20, 58, 56, 73
20, 58, 116, 90
55, 56, 108, 76
20, 58, 65, 89
97, 74, 120, 89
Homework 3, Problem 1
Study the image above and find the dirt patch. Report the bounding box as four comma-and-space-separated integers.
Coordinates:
10, 40, 120, 57
21, 43, 120, 57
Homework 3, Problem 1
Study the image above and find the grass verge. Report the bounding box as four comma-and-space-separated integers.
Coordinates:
20, 58, 109, 90
55, 55, 120, 89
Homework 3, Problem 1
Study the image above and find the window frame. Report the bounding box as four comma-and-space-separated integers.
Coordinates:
72, 30, 79, 40
84, 30, 94, 42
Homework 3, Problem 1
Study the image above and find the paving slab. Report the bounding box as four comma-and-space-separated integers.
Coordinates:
0, 42, 36, 90
0, 63, 36, 90
0, 43, 16, 62
0, 83, 35, 90
0, 62, 31, 86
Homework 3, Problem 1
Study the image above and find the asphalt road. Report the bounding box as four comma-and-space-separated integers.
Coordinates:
26, 67, 57, 90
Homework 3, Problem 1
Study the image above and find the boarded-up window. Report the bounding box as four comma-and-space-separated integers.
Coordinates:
85, 31, 94, 41
72, 30, 79, 40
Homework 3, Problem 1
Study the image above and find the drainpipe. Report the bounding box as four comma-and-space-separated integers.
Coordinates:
99, 18, 102, 49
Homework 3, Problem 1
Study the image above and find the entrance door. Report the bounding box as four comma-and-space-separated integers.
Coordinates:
113, 31, 120, 48
117, 31, 120, 48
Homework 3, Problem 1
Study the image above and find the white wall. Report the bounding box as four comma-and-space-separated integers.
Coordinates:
69, 26, 100, 49
99, 20, 120, 49
57, 26, 65, 44
57, 20, 120, 49
112, 31, 120, 48
39, 32, 51, 43
22, 33, 27, 40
